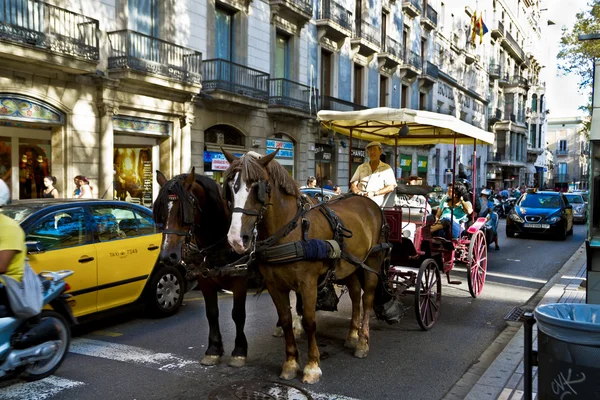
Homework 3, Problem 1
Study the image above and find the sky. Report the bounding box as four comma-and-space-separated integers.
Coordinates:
544, 0, 591, 118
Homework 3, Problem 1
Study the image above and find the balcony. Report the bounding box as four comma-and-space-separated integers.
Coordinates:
487, 152, 503, 163
399, 50, 422, 79
377, 36, 403, 69
351, 20, 380, 57
418, 61, 438, 88
420, 4, 437, 31
107, 30, 202, 91
556, 149, 569, 157
489, 64, 501, 79
0, 0, 99, 73
488, 107, 502, 123
269, 0, 313, 25
201, 59, 269, 108
498, 73, 510, 88
491, 20, 504, 40
502, 30, 525, 62
268, 78, 315, 118
527, 144, 544, 155
316, 0, 352, 43
511, 75, 529, 88
402, 0, 422, 18
320, 95, 368, 112
555, 173, 570, 183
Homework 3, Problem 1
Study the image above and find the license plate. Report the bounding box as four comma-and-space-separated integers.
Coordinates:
524, 223, 550, 229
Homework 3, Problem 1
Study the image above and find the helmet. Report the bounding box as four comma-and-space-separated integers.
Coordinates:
480, 188, 492, 197
0, 179, 9, 206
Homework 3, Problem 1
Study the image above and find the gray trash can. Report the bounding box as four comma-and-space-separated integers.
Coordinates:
534, 303, 600, 399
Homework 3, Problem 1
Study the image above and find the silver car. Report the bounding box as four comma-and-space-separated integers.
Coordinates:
565, 193, 587, 223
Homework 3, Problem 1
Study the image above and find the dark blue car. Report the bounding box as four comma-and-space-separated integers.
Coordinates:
505, 190, 574, 240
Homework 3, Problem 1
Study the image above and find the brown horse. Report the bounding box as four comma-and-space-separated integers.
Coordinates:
153, 168, 250, 368
222, 150, 389, 384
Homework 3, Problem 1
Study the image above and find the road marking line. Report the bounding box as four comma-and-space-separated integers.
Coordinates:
0, 376, 84, 400
70, 338, 199, 372
307, 390, 361, 400
91, 330, 123, 337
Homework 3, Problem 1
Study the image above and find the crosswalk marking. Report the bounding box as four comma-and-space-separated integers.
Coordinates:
0, 376, 84, 400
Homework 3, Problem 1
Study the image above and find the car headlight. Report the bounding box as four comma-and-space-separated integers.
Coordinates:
509, 211, 524, 223
547, 215, 561, 224
574, 205, 584, 213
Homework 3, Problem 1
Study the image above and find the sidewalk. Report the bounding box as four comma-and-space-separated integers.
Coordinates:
445, 244, 588, 400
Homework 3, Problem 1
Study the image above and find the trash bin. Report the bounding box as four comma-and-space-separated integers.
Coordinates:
534, 303, 600, 399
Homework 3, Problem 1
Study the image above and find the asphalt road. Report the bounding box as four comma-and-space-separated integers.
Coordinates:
1, 221, 586, 400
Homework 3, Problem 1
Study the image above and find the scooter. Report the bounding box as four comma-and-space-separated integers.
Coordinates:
0, 270, 76, 382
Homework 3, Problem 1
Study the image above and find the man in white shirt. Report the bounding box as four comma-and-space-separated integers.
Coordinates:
350, 141, 397, 207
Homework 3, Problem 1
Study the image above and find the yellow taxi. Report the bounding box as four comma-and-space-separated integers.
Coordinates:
1, 199, 187, 319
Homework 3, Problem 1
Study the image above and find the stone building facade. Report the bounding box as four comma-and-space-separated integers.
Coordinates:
546, 117, 590, 191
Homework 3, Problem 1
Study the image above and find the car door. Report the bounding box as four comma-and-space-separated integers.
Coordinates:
92, 205, 161, 312
26, 207, 97, 317
561, 195, 574, 231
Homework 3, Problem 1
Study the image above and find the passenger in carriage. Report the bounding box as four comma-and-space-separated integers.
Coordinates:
396, 175, 428, 208
431, 182, 473, 239
350, 141, 397, 207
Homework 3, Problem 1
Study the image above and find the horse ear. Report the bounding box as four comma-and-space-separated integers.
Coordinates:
184, 168, 196, 189
258, 149, 278, 167
221, 147, 238, 163
156, 170, 167, 187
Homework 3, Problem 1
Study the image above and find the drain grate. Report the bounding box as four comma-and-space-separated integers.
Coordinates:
504, 306, 532, 323
208, 381, 312, 400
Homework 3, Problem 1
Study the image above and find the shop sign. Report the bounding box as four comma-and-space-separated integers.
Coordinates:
266, 148, 294, 158
417, 156, 428, 172
351, 148, 365, 164
113, 116, 172, 136
204, 151, 244, 171
212, 159, 230, 171
315, 144, 333, 162
267, 139, 294, 159
399, 154, 412, 170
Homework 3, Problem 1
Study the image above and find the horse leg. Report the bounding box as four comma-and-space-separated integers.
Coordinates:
272, 292, 302, 339
298, 283, 322, 384
355, 270, 379, 359
229, 277, 248, 368
343, 274, 362, 349
268, 287, 300, 380
198, 279, 224, 366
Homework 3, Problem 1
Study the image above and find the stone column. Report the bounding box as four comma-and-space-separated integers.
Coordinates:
180, 113, 195, 174
98, 103, 118, 199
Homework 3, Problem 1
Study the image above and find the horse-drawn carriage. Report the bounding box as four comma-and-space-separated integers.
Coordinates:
318, 107, 495, 330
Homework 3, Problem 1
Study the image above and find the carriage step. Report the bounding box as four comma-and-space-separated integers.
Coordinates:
503, 306, 533, 326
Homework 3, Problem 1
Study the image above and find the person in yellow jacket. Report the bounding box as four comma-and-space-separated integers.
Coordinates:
0, 179, 25, 283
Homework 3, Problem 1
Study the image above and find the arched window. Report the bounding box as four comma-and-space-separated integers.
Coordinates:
531, 94, 538, 112
204, 124, 244, 147
540, 95, 544, 113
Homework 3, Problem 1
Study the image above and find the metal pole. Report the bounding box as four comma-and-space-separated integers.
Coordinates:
523, 312, 537, 400
450, 135, 457, 240
472, 138, 477, 223
395, 136, 398, 180
349, 129, 353, 187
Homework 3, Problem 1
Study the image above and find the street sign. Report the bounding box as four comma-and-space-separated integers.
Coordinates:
444, 168, 453, 174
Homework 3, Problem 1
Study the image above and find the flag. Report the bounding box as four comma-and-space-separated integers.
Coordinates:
477, 13, 489, 44
470, 11, 477, 44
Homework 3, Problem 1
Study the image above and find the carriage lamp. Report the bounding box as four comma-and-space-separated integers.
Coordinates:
399, 124, 409, 136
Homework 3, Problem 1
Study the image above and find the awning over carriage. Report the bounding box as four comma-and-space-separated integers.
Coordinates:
317, 107, 495, 146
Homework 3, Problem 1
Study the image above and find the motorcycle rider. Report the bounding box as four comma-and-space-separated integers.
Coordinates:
0, 179, 26, 313
479, 188, 500, 251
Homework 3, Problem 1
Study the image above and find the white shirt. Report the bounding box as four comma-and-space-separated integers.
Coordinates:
350, 161, 397, 207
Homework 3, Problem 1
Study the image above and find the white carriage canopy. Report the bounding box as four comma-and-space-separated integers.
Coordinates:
317, 107, 495, 146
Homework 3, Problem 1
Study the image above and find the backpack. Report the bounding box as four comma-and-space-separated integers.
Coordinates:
2, 260, 43, 319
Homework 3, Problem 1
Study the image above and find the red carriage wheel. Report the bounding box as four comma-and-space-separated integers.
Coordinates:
467, 230, 488, 298
414, 258, 442, 331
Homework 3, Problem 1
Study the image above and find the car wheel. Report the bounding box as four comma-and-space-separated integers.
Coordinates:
506, 230, 515, 238
146, 265, 184, 318
557, 223, 567, 241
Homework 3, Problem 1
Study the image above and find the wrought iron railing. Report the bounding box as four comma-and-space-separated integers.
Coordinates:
498, 21, 505, 36
424, 61, 438, 79
354, 19, 380, 47
0, 0, 99, 61
425, 4, 437, 25
405, 50, 422, 70
269, 79, 315, 112
512, 75, 528, 86
383, 36, 402, 59
108, 30, 202, 84
318, 0, 352, 31
403, 0, 422, 12
556, 173, 569, 182
556, 149, 569, 156
320, 95, 367, 111
505, 30, 525, 60
290, 0, 313, 15
202, 58, 269, 101
489, 63, 501, 76
487, 152, 503, 162
488, 107, 501, 120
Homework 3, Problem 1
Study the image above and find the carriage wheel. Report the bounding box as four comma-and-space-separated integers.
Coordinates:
467, 230, 488, 298
414, 258, 442, 331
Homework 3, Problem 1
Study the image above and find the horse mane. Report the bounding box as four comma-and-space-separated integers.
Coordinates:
153, 174, 229, 237
224, 152, 300, 198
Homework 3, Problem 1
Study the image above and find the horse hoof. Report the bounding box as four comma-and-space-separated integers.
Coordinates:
293, 327, 303, 340
302, 365, 322, 384
229, 356, 246, 368
272, 326, 284, 337
279, 360, 299, 380
344, 336, 358, 349
353, 348, 369, 359
200, 355, 221, 366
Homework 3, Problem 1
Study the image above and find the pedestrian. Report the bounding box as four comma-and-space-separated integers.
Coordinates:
42, 176, 59, 198
74, 175, 93, 199
479, 189, 499, 251
301, 176, 317, 189
323, 179, 333, 190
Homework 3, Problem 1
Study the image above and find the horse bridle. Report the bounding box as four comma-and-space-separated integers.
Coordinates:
161, 193, 201, 243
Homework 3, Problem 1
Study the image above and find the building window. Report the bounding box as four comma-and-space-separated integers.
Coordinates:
529, 124, 537, 147
379, 75, 388, 107
275, 33, 290, 79
540, 94, 544, 113
559, 139, 567, 152
381, 12, 387, 46
419, 92, 427, 111
128, 0, 160, 36
216, 7, 234, 61
321, 50, 332, 97
401, 84, 409, 108
353, 64, 363, 105
531, 94, 538, 113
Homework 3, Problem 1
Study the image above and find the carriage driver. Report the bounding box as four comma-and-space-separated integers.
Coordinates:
350, 141, 397, 207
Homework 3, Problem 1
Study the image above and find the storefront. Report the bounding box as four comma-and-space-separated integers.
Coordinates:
203, 125, 246, 184
399, 154, 412, 181
350, 148, 366, 178
266, 137, 295, 177
417, 155, 428, 181
315, 143, 335, 186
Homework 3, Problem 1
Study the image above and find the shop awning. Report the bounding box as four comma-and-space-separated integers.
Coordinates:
526, 163, 537, 174
317, 107, 495, 146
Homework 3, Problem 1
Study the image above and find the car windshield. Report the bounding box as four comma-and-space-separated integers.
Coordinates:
518, 194, 561, 209
565, 194, 584, 204
0, 206, 36, 223
580, 193, 588, 202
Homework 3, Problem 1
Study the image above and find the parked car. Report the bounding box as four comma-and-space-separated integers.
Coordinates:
300, 188, 339, 202
564, 193, 587, 223
0, 199, 187, 320
506, 190, 574, 240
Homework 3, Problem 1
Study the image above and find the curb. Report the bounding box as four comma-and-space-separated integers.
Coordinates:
442, 243, 587, 400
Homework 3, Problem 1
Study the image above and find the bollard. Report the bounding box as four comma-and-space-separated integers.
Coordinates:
523, 312, 538, 400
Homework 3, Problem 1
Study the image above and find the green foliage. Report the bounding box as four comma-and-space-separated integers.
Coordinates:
557, 0, 600, 116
